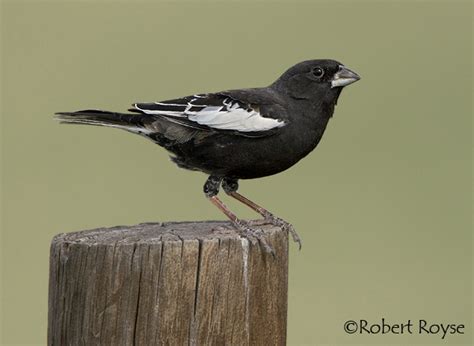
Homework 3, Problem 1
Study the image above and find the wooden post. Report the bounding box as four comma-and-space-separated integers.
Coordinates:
48, 221, 288, 345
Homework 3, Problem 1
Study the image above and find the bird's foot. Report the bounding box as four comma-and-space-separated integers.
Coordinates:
234, 220, 275, 256
261, 213, 302, 250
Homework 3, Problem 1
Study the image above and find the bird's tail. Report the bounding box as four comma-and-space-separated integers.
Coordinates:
54, 109, 152, 135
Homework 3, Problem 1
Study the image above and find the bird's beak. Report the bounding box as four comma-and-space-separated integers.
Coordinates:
331, 65, 361, 88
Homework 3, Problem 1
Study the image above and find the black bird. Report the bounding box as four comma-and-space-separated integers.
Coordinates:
56, 59, 360, 253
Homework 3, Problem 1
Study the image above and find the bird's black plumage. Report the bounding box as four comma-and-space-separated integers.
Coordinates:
56, 59, 360, 252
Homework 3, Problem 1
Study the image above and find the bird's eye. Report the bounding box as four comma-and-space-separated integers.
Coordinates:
312, 67, 324, 78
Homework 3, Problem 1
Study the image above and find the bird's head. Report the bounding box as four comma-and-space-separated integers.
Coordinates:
272, 59, 360, 101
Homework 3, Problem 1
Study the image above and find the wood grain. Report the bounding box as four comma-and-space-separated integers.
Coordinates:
48, 221, 288, 345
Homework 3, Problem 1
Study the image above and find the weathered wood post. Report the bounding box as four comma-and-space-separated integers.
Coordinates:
48, 221, 288, 345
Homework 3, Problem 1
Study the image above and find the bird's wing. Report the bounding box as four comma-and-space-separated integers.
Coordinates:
129, 90, 288, 135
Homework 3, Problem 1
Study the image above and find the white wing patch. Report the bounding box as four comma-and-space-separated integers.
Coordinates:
134, 97, 285, 132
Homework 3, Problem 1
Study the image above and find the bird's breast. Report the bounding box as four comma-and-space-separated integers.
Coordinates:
171, 108, 331, 179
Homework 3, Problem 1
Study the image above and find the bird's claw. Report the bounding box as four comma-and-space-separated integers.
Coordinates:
234, 220, 275, 256
263, 214, 302, 250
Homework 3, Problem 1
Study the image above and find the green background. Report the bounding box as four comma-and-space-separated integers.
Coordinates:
1, 1, 472, 345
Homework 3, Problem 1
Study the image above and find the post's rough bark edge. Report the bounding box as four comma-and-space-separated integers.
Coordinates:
48, 221, 288, 346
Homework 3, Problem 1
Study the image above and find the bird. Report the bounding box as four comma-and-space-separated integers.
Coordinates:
55, 59, 360, 254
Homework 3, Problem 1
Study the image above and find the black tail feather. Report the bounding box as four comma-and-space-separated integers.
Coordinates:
54, 109, 150, 134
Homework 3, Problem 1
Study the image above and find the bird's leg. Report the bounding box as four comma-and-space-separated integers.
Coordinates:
204, 176, 274, 254
208, 196, 274, 255
222, 178, 302, 249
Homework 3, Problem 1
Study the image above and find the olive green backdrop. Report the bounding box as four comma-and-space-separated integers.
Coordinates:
1, 1, 472, 345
